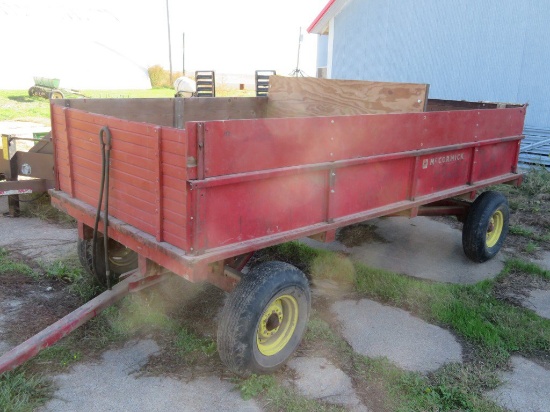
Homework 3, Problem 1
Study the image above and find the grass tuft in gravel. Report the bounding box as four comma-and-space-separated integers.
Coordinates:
0, 248, 36, 278
0, 371, 51, 412
235, 374, 345, 411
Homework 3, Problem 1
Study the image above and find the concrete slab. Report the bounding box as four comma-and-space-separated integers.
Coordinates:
523, 289, 550, 319
332, 299, 462, 373
39, 339, 262, 412
287, 357, 368, 411
0, 215, 77, 263
486, 356, 550, 412
532, 251, 550, 272
346, 217, 504, 284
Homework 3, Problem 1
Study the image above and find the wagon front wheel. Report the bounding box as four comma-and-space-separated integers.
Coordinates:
462, 191, 509, 262
77, 237, 138, 286
217, 261, 311, 376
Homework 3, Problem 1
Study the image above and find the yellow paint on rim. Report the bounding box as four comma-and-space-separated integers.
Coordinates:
486, 210, 504, 248
256, 295, 298, 356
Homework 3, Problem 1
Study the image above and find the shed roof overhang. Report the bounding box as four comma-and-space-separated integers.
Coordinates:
307, 0, 350, 34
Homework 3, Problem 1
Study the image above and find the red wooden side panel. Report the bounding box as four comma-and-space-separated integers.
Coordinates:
194, 172, 327, 251
415, 148, 474, 197
474, 141, 520, 182
330, 159, 412, 219
187, 106, 525, 252
161, 128, 188, 249
51, 106, 188, 250
200, 107, 526, 177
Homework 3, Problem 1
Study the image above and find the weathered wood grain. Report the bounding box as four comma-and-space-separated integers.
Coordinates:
266, 76, 429, 118
178, 97, 267, 126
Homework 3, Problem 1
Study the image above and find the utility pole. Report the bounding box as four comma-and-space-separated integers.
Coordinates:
166, 0, 173, 83
185, 32, 188, 75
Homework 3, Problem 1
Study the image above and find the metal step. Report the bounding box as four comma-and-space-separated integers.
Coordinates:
195, 70, 215, 97
255, 70, 276, 97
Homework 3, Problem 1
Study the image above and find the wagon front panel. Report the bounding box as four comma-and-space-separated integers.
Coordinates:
51, 105, 188, 250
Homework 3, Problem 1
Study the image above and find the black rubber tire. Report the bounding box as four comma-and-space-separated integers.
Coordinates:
28, 86, 37, 97
77, 237, 138, 286
462, 191, 509, 262
217, 261, 311, 376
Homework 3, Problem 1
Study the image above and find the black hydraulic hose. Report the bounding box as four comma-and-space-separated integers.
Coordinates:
92, 126, 112, 289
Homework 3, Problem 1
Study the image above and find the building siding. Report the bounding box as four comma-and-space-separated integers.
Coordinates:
327, 0, 549, 128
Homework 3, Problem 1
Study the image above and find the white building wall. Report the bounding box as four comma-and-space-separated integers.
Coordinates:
325, 0, 549, 128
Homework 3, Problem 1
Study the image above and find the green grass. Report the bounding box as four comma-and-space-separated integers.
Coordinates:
0, 371, 51, 412
0, 90, 50, 123
236, 374, 345, 411
0, 248, 35, 277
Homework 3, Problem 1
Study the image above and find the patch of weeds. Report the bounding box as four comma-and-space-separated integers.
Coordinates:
235, 375, 343, 411
0, 248, 36, 277
19, 193, 75, 226
336, 223, 386, 247
34, 343, 82, 368
509, 225, 534, 237
43, 257, 100, 301
253, 241, 323, 272
44, 257, 82, 283
356, 357, 503, 412
174, 327, 216, 358
502, 259, 550, 279
354, 263, 453, 320
518, 166, 550, 197
523, 241, 538, 254
310, 253, 356, 284
104, 294, 176, 337
0, 370, 51, 412
235, 374, 275, 401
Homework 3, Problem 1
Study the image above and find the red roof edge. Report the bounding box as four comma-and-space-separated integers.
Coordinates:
307, 0, 337, 33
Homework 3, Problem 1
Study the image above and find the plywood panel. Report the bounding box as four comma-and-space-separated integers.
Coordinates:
267, 76, 429, 118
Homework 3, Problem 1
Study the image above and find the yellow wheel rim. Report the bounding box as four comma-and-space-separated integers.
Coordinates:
486, 210, 504, 248
256, 295, 299, 356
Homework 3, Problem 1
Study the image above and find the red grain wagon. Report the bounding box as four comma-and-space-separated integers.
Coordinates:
0, 77, 526, 375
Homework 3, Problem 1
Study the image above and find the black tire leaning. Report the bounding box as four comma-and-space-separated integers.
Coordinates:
217, 261, 311, 376
77, 237, 138, 286
462, 191, 509, 262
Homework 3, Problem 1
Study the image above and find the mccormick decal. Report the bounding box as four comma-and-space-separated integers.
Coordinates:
422, 153, 465, 169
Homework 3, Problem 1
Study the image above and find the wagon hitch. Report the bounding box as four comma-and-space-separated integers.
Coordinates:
0, 267, 169, 374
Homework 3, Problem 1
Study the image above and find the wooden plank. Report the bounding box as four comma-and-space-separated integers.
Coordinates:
69, 145, 154, 179
69, 133, 155, 171
72, 185, 156, 234
181, 97, 267, 124
64, 98, 175, 126
266, 76, 429, 118
162, 151, 186, 167
162, 231, 186, 250
163, 163, 186, 180
67, 108, 161, 138
68, 118, 156, 149
162, 140, 186, 156
164, 186, 186, 203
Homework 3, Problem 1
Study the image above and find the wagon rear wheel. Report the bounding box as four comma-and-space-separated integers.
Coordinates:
217, 261, 311, 376
462, 191, 509, 262
77, 237, 138, 286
